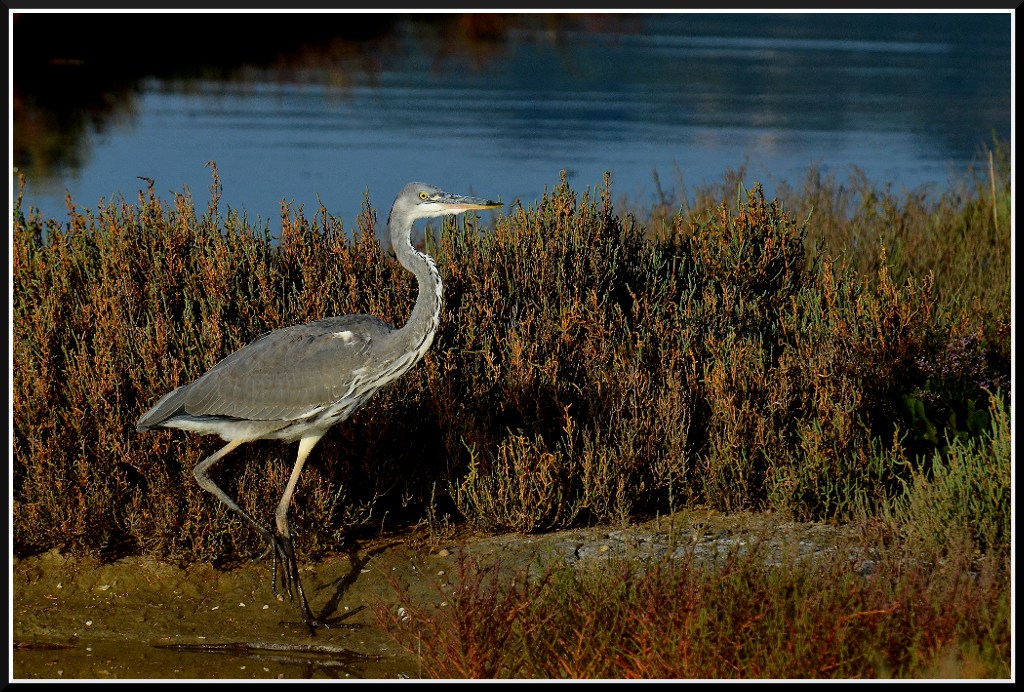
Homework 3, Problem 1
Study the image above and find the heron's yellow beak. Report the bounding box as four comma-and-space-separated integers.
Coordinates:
436, 192, 502, 212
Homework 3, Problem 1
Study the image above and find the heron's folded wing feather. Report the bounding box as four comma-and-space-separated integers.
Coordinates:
181, 315, 394, 421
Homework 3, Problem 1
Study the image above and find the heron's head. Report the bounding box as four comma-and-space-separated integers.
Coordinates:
391, 182, 502, 224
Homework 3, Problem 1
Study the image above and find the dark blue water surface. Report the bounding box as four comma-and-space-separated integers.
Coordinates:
12, 12, 1012, 232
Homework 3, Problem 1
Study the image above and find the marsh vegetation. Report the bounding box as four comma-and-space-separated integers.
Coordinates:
12, 147, 1011, 678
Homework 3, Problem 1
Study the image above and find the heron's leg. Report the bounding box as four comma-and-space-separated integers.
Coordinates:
193, 439, 275, 546
271, 435, 322, 633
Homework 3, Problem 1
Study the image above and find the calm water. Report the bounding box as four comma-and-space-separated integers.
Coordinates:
12, 12, 1012, 233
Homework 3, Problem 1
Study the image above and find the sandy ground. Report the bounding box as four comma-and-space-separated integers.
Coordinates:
11, 510, 863, 680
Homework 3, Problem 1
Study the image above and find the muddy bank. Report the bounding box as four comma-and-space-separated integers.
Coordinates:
11, 510, 863, 680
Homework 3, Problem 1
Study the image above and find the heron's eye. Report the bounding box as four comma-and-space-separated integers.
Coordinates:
419, 191, 428, 201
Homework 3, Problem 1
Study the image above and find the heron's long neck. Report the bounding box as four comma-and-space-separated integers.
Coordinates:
393, 233, 443, 356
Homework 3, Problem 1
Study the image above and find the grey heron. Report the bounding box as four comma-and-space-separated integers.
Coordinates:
137, 182, 502, 634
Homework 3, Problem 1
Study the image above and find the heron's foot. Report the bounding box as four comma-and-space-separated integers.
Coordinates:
263, 532, 321, 636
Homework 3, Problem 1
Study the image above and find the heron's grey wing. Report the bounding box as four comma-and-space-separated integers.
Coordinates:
177, 315, 395, 422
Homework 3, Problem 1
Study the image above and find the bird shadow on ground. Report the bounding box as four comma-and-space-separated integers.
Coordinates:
311, 539, 396, 630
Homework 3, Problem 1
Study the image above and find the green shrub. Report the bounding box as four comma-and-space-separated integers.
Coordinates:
878, 391, 1011, 561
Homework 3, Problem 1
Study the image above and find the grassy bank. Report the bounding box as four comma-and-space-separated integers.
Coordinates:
379, 395, 1011, 678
